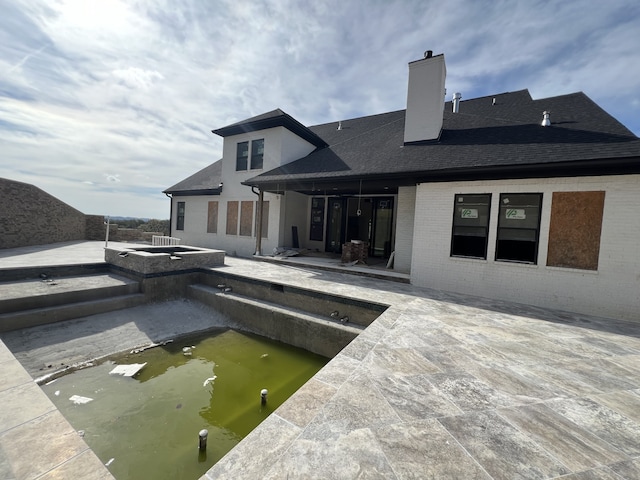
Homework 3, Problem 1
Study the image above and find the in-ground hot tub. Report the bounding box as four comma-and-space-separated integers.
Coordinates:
105, 245, 225, 275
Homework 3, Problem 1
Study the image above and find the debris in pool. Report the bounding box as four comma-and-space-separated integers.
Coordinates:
176, 403, 182, 409
78, 430, 85, 437
70, 395, 93, 405
54, 390, 60, 396
105, 458, 115, 467
130, 339, 173, 354
261, 353, 269, 359
109, 363, 147, 377
203, 376, 217, 387
182, 346, 193, 356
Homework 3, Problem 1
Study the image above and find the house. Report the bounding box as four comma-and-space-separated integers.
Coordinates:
164, 52, 640, 322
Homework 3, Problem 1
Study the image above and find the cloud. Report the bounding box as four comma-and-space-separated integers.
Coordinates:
112, 68, 164, 90
104, 174, 121, 183
1, 0, 639, 218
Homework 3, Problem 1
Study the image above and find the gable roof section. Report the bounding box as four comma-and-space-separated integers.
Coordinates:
163, 159, 222, 196
212, 108, 328, 149
244, 90, 640, 192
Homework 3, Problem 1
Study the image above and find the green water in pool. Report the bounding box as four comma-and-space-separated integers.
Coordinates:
41, 328, 328, 480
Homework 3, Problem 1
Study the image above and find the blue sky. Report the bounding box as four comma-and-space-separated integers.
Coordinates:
2, 0, 639, 219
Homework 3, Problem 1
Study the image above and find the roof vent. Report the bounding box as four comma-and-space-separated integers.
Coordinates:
541, 111, 551, 127
424, 50, 433, 59
337, 121, 342, 131
452, 92, 462, 113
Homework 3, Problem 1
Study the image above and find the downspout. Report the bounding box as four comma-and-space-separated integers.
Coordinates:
165, 193, 173, 237
251, 186, 263, 256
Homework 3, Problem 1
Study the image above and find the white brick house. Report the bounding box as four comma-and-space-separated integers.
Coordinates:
165, 52, 640, 321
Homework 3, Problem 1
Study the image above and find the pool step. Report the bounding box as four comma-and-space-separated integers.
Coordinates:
0, 274, 144, 332
188, 284, 364, 358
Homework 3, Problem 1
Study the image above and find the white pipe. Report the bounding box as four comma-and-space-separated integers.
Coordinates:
104, 216, 110, 248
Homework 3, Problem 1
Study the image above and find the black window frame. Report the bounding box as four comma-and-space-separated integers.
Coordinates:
250, 138, 264, 170
176, 201, 185, 231
495, 193, 543, 264
450, 193, 492, 259
236, 141, 249, 171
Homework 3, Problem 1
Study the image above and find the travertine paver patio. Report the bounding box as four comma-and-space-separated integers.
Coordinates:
1, 242, 639, 479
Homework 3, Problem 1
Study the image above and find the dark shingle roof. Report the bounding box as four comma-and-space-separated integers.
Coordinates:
244, 90, 640, 192
163, 160, 222, 195
212, 108, 328, 149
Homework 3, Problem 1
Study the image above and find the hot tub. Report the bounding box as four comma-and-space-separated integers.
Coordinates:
105, 245, 225, 275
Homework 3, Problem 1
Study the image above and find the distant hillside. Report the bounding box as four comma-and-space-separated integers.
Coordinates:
108, 216, 151, 222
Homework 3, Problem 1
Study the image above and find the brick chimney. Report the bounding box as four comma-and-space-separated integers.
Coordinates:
403, 51, 446, 143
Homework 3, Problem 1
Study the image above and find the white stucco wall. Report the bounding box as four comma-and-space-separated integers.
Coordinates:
170, 125, 318, 257
171, 192, 282, 257
280, 191, 308, 248
404, 54, 446, 143
220, 126, 316, 188
393, 186, 416, 273
411, 175, 640, 321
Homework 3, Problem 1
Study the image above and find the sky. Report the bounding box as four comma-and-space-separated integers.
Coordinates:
1, 0, 639, 219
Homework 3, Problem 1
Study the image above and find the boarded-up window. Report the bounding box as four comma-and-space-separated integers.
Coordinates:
547, 191, 605, 270
255, 201, 269, 238
240, 201, 254, 236
207, 201, 218, 233
226, 201, 238, 235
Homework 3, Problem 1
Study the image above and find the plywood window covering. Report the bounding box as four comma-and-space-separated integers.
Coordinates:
255, 201, 269, 238
226, 201, 238, 235
239, 201, 254, 236
207, 201, 218, 233
547, 191, 605, 270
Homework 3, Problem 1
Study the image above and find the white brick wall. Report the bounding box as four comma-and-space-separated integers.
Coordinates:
394, 186, 416, 273
411, 175, 640, 321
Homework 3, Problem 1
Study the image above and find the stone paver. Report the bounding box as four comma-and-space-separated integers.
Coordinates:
0, 242, 639, 479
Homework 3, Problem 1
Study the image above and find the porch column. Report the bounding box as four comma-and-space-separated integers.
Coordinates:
254, 188, 264, 256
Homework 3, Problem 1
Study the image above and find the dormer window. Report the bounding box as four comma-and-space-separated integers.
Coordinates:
236, 141, 249, 171
236, 139, 264, 171
251, 139, 264, 170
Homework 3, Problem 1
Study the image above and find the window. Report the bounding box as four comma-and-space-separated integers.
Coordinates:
547, 191, 605, 270
236, 142, 249, 171
226, 201, 238, 235
451, 194, 491, 258
176, 202, 185, 231
207, 201, 218, 234
250, 139, 264, 170
496, 193, 542, 264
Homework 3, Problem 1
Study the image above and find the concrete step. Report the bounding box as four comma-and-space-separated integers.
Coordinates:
198, 272, 386, 328
0, 293, 147, 333
188, 284, 364, 358
0, 273, 140, 314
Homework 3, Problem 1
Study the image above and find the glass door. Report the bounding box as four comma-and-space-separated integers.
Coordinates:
325, 198, 346, 253
371, 198, 393, 257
